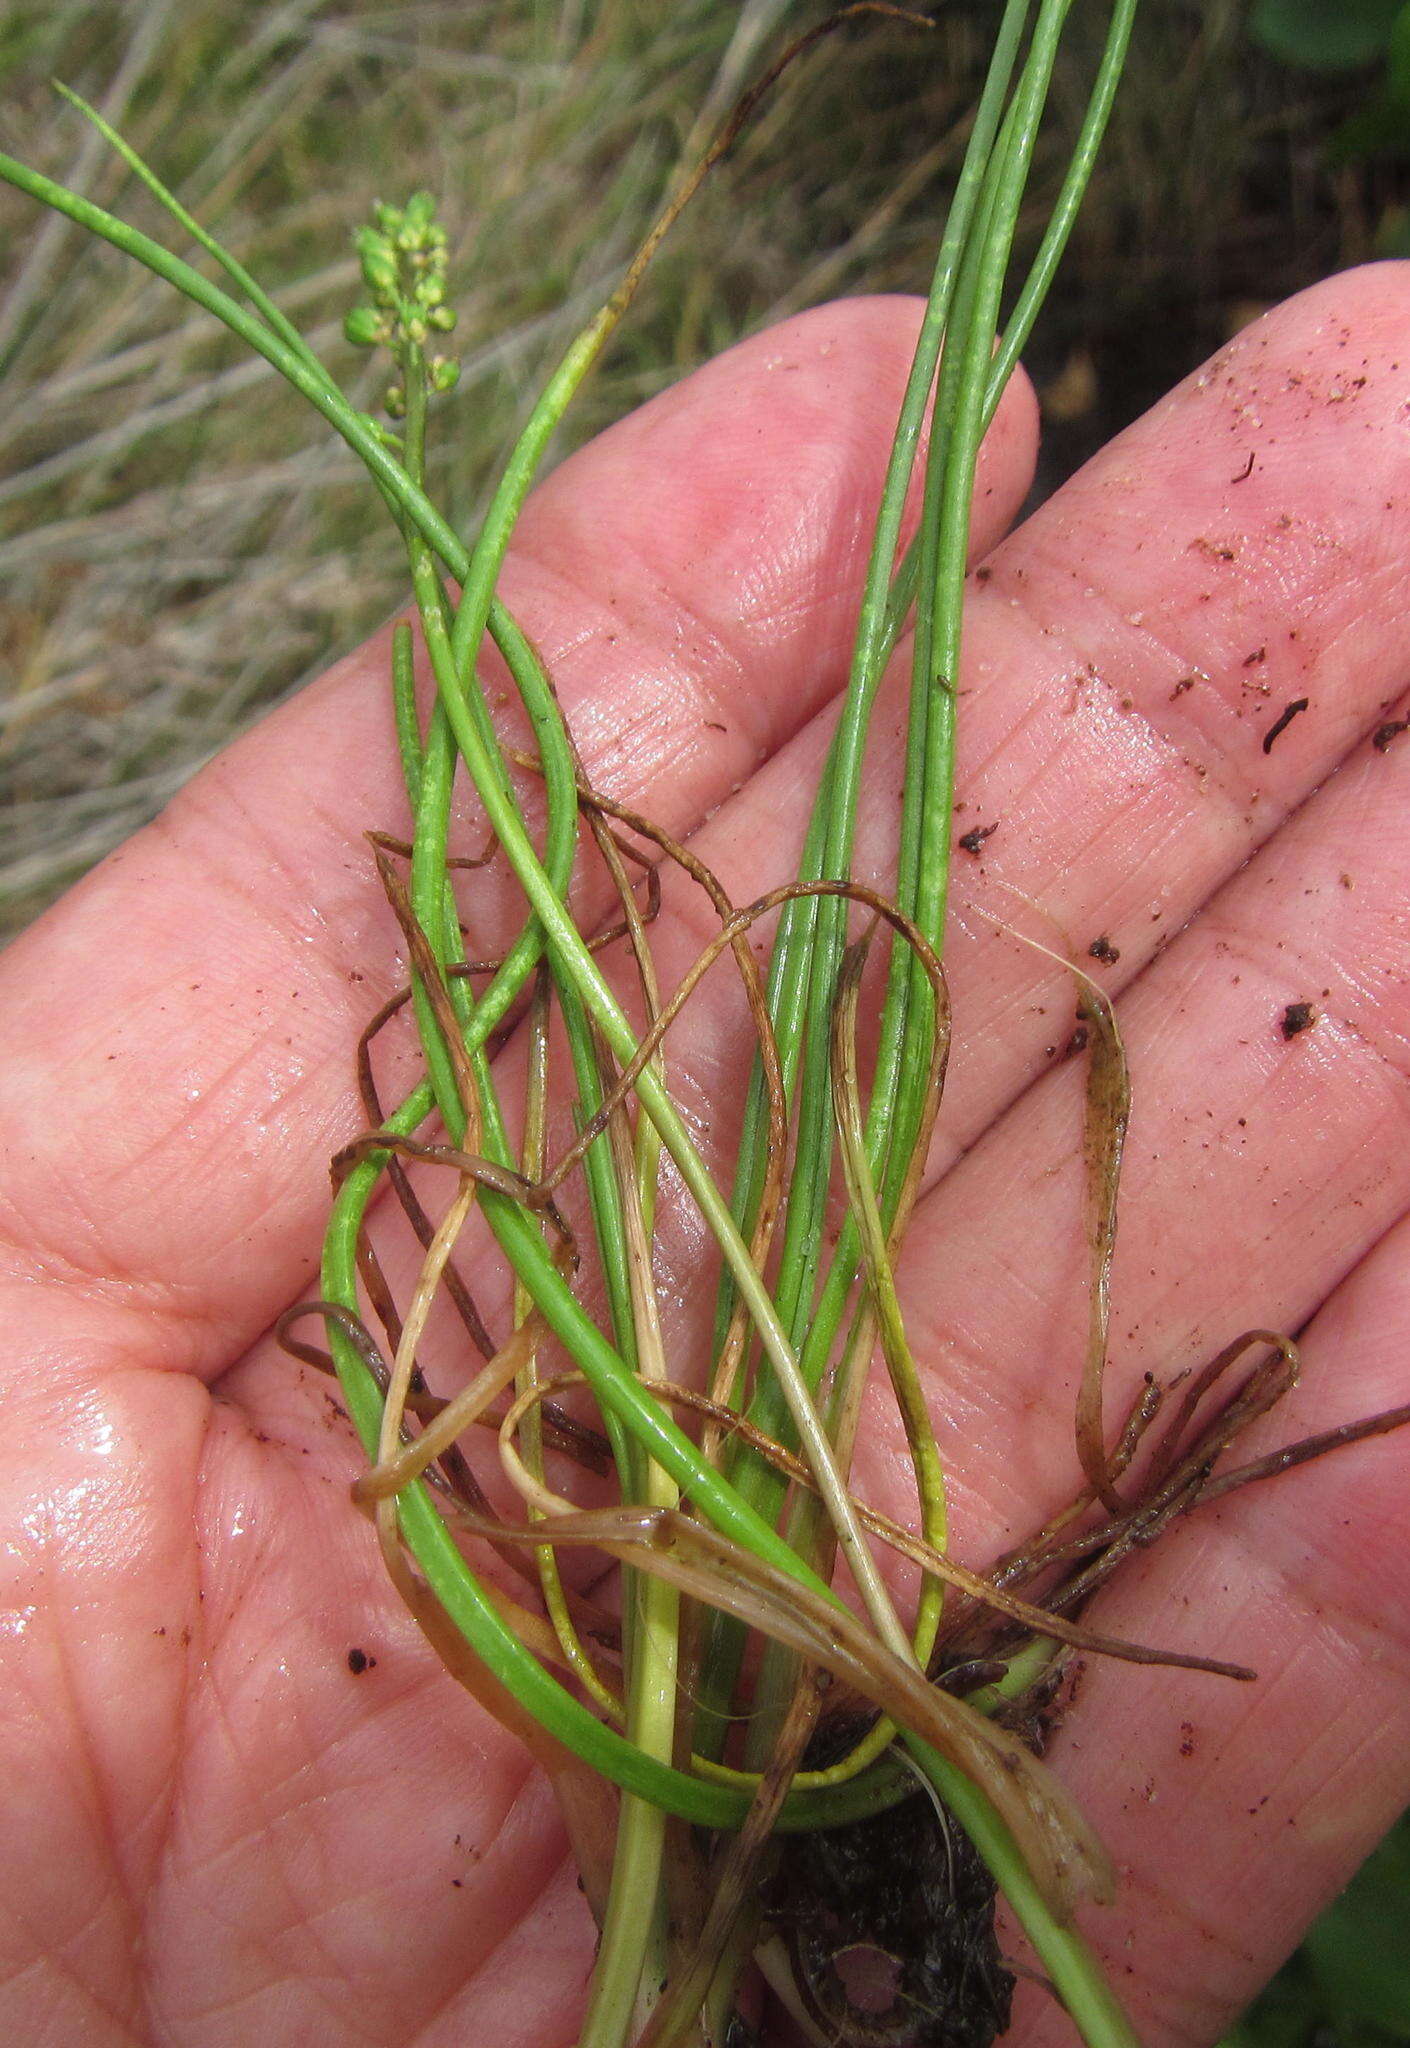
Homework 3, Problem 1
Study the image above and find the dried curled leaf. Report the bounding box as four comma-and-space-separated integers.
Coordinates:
459, 1502, 1116, 1922
1074, 974, 1131, 1516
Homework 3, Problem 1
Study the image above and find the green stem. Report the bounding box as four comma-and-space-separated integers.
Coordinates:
722, 0, 1036, 1411
579, 1125, 678, 2048
697, 2, 1039, 1760
53, 82, 322, 370
915, 1748, 1140, 2048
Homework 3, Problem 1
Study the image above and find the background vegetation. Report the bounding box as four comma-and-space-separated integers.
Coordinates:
1, 1, 1406, 2039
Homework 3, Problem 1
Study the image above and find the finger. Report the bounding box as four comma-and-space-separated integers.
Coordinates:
640, 263, 1410, 1180
156, 1387, 596, 2046
1014, 1209, 1410, 2048
0, 298, 1037, 1377
862, 700, 1410, 1552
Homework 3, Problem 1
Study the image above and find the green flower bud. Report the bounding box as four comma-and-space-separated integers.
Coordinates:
343, 304, 385, 348
428, 304, 456, 332
384, 384, 406, 417
355, 226, 398, 299
401, 190, 436, 241
429, 356, 460, 394
374, 201, 403, 236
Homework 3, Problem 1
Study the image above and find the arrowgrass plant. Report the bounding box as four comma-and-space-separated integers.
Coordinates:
8, 6, 1410, 2045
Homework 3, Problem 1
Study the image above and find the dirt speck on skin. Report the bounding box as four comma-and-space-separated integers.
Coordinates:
1280, 1002, 1316, 1041
1088, 934, 1120, 964
347, 1647, 376, 1675
1372, 717, 1409, 753
958, 821, 998, 855
1262, 696, 1308, 755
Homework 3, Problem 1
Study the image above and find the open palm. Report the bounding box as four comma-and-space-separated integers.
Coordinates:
3, 272, 1409, 2048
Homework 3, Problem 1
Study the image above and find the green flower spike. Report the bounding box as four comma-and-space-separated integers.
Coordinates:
345, 192, 459, 416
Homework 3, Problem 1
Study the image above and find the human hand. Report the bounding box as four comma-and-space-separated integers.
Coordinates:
1, 270, 1407, 2048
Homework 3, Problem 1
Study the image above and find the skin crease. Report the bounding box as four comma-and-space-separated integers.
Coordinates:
0, 273, 1409, 2048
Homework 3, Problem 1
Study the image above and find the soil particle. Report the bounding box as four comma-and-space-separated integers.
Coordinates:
1280, 1002, 1316, 1041
767, 1771, 1013, 2048
958, 821, 998, 855
347, 1647, 377, 1675
1087, 934, 1120, 964
1262, 697, 1309, 755
1372, 717, 1409, 753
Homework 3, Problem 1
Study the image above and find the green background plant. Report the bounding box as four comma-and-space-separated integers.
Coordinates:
1251, 0, 1410, 234
1250, 0, 1405, 75
1222, 1814, 1410, 2048
2, 3, 1408, 2041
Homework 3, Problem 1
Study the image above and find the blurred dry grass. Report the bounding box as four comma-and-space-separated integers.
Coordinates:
0, 0, 1383, 934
